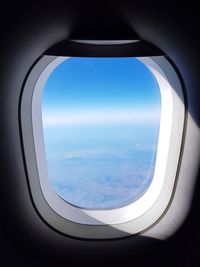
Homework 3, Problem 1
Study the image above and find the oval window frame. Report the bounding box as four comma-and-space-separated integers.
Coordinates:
20, 55, 185, 239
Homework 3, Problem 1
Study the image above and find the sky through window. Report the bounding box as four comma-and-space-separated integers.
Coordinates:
42, 57, 161, 209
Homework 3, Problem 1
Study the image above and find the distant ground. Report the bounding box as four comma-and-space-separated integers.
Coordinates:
44, 124, 159, 209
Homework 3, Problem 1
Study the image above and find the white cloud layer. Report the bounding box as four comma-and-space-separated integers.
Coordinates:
42, 110, 160, 126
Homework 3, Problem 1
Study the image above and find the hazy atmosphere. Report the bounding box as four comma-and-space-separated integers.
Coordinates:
42, 57, 161, 209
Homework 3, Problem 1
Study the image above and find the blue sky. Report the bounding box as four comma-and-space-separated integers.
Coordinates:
42, 57, 161, 209
42, 57, 160, 126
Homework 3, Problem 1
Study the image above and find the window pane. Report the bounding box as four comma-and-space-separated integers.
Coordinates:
42, 57, 161, 209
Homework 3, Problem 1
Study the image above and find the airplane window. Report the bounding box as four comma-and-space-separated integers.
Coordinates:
21, 55, 184, 237
42, 57, 161, 209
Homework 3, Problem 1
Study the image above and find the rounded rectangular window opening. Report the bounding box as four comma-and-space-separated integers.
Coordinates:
21, 54, 185, 238
42, 57, 161, 210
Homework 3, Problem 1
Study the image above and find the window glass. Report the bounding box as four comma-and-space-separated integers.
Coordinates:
42, 57, 161, 209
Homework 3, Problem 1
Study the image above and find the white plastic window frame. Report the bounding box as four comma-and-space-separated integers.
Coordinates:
20, 55, 185, 239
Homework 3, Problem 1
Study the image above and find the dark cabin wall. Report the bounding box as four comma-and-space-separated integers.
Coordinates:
0, 1, 200, 266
